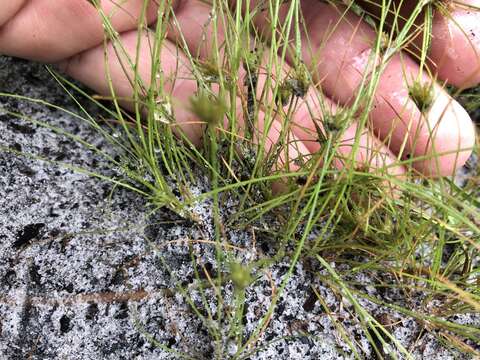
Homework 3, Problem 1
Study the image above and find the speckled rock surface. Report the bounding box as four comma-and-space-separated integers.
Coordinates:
0, 56, 478, 359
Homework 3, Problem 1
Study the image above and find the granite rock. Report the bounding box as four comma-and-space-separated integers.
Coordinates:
0, 56, 478, 360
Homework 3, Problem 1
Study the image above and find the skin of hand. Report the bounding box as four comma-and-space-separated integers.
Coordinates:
0, 0, 478, 178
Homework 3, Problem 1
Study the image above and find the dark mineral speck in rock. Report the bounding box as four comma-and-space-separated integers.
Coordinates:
114, 302, 129, 320
110, 269, 125, 286
60, 315, 71, 334
303, 289, 318, 312
85, 303, 99, 321
64, 283, 74, 293
8, 121, 36, 134
4, 270, 16, 287
9, 142, 22, 152
13, 223, 46, 248
29, 263, 42, 286
17, 164, 36, 177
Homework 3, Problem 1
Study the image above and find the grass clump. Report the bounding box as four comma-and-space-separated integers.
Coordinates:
1, 0, 480, 359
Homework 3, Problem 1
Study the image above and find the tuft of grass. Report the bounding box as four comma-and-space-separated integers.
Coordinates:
2, 0, 480, 358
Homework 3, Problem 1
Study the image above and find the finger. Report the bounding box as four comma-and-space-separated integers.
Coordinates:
358, 0, 480, 89
0, 0, 159, 62
430, 0, 480, 88
0, 0, 26, 27
168, 0, 406, 178
58, 29, 312, 175
59, 30, 203, 142
248, 0, 476, 176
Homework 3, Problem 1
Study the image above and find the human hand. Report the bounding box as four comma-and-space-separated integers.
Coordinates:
1, 0, 478, 178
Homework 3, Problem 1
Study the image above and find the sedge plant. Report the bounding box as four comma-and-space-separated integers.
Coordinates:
1, 0, 480, 358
